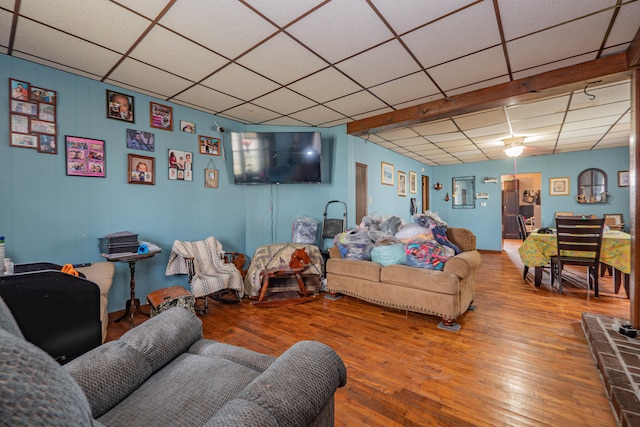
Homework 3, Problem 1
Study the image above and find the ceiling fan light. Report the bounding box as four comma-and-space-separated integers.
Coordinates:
505, 145, 524, 157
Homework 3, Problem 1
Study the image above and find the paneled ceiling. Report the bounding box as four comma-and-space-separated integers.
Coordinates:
1, 0, 638, 165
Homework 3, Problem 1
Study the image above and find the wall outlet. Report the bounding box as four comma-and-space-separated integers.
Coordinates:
480, 202, 487, 207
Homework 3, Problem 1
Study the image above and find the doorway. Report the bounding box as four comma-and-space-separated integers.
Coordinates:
501, 172, 542, 241
355, 163, 367, 225
422, 175, 429, 212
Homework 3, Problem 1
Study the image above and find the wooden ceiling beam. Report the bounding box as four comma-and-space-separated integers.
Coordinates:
627, 26, 640, 68
347, 52, 634, 136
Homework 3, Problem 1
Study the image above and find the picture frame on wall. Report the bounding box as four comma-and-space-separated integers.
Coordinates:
65, 135, 106, 178
205, 168, 219, 188
10, 99, 37, 115
38, 134, 57, 154
30, 119, 56, 135
409, 171, 417, 194
9, 79, 30, 101
549, 177, 570, 196
10, 133, 38, 149
150, 102, 173, 131
180, 120, 196, 133
168, 149, 193, 181
618, 170, 630, 187
126, 129, 155, 152
398, 171, 407, 197
30, 86, 56, 104
10, 114, 29, 133
381, 161, 394, 186
198, 135, 220, 155
128, 153, 154, 184
106, 90, 134, 122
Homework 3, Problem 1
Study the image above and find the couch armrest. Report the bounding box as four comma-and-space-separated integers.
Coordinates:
207, 340, 347, 427
443, 250, 482, 279
65, 307, 203, 418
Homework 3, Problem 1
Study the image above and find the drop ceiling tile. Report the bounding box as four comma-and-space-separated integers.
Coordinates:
437, 140, 475, 149
0, 10, 11, 47
13, 53, 102, 81
565, 101, 630, 122
562, 115, 620, 132
243, 0, 326, 27
287, 0, 394, 63
375, 127, 420, 140
507, 97, 570, 120
19, 0, 151, 52
252, 88, 316, 115
130, 26, 228, 82
394, 137, 429, 147
402, 1, 501, 68
351, 107, 395, 121
560, 126, 610, 140
370, 0, 478, 35
0, 0, 15, 8
174, 85, 243, 112
453, 108, 505, 130
512, 125, 561, 138
426, 132, 466, 143
262, 116, 311, 126
336, 40, 420, 88
393, 93, 445, 110
511, 53, 594, 79
364, 134, 386, 143
507, 13, 610, 72
324, 91, 388, 118
464, 123, 510, 138
429, 46, 508, 93
498, 0, 614, 40
554, 140, 597, 151
223, 103, 281, 123
111, 0, 171, 19
369, 73, 440, 106
570, 81, 631, 109
159, 0, 277, 59
108, 59, 193, 98
412, 119, 458, 135
609, 122, 630, 133
201, 64, 280, 101
510, 114, 565, 132
470, 133, 511, 144
288, 67, 361, 103
13, 20, 121, 77
604, 0, 640, 48
289, 105, 347, 125
237, 33, 328, 85
445, 76, 511, 97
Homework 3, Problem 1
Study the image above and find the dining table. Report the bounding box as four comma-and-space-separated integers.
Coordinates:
518, 229, 630, 294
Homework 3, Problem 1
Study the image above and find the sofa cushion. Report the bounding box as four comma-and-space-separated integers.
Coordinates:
446, 228, 476, 252
326, 258, 381, 282
380, 264, 461, 295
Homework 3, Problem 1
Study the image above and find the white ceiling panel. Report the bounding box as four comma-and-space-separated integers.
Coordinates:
402, 1, 502, 68
252, 88, 316, 115
287, 0, 393, 63
1, 0, 633, 163
236, 33, 328, 85
201, 64, 280, 101
129, 26, 227, 82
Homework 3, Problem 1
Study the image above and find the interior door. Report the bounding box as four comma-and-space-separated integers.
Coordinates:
422, 175, 429, 212
355, 162, 367, 225
503, 180, 520, 239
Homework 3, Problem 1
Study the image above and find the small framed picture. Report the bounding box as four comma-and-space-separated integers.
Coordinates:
549, 177, 570, 196
38, 134, 57, 154
10, 99, 37, 115
38, 103, 56, 121
205, 168, 219, 188
128, 154, 154, 184
381, 161, 394, 186
409, 171, 417, 194
66, 135, 106, 178
150, 102, 173, 131
30, 119, 56, 135
10, 133, 38, 149
9, 79, 30, 101
398, 171, 407, 197
126, 129, 155, 151
180, 120, 196, 133
30, 86, 56, 104
10, 114, 29, 133
168, 149, 193, 181
618, 170, 630, 187
198, 135, 220, 156
106, 90, 134, 122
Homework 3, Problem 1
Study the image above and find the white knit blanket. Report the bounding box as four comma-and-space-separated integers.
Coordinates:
165, 237, 244, 298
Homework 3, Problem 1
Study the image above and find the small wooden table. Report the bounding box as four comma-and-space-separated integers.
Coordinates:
252, 267, 315, 307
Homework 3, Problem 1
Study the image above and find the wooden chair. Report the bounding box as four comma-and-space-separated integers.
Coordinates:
555, 211, 574, 218
550, 217, 605, 296
515, 214, 531, 279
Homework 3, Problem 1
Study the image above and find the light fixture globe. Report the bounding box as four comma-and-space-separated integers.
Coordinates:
503, 137, 525, 157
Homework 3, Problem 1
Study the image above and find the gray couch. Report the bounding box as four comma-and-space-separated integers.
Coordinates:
0, 297, 347, 426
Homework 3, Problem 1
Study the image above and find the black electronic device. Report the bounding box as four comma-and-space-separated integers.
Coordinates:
231, 131, 322, 184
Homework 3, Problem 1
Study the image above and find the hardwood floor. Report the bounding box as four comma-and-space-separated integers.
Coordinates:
107, 240, 629, 426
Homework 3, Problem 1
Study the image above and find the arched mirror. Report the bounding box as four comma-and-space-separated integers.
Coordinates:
452, 176, 475, 209
577, 168, 608, 203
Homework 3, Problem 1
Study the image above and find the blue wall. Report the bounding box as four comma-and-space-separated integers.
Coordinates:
429, 148, 630, 251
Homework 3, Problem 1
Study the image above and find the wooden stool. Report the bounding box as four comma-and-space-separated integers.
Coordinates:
147, 286, 195, 317
252, 267, 315, 307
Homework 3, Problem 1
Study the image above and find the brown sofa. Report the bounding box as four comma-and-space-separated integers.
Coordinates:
326, 227, 481, 328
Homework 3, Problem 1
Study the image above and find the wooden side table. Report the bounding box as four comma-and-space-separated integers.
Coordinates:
252, 267, 316, 307
102, 251, 159, 327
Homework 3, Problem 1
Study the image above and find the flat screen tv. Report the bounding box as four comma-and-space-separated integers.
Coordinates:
231, 131, 322, 184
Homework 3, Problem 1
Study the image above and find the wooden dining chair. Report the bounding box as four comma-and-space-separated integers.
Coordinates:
515, 214, 531, 279
550, 217, 605, 296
